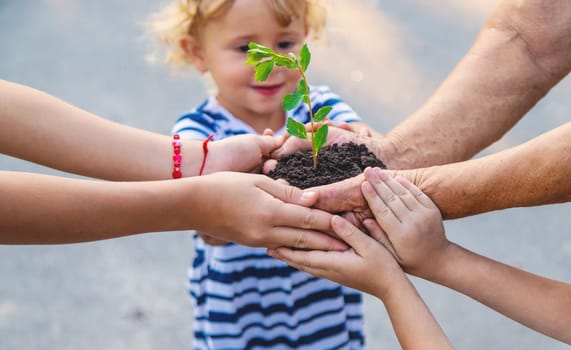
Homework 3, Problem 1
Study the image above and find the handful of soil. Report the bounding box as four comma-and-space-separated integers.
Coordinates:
268, 142, 386, 189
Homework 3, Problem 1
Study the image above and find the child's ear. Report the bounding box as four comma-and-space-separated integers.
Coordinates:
180, 35, 208, 73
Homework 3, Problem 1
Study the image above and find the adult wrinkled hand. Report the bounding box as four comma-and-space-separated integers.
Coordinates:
189, 172, 348, 251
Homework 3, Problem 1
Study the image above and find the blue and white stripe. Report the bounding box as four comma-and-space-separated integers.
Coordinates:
173, 85, 365, 349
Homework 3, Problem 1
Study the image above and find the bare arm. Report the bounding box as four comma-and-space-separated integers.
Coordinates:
404, 122, 571, 219
311, 122, 571, 219
269, 216, 453, 350
377, 0, 571, 169
0, 80, 281, 180
0, 171, 348, 249
431, 243, 571, 344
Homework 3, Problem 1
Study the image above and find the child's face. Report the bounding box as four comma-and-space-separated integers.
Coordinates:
186, 0, 307, 127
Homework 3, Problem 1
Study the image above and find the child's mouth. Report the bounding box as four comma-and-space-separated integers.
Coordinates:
252, 84, 282, 96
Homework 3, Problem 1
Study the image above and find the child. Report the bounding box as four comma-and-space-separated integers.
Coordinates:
269, 167, 571, 347
147, 0, 374, 348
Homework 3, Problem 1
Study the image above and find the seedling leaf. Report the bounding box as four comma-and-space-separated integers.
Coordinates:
287, 118, 308, 139
283, 93, 304, 111
300, 44, 311, 72
296, 79, 308, 95
314, 105, 332, 122
246, 50, 271, 65
248, 42, 273, 54
254, 60, 275, 81
312, 124, 328, 154
274, 55, 297, 68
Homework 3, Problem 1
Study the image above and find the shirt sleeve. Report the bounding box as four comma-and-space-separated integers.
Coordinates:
171, 111, 218, 141
309, 85, 362, 124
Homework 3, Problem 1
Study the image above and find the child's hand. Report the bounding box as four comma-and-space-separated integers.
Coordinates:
268, 215, 407, 300
361, 167, 450, 279
208, 134, 284, 174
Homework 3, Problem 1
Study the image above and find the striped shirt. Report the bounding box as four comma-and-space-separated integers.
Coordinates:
173, 86, 365, 350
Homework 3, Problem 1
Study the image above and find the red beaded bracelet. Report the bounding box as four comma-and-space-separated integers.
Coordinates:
172, 134, 182, 179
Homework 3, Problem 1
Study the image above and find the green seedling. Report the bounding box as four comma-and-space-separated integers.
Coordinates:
246, 42, 331, 169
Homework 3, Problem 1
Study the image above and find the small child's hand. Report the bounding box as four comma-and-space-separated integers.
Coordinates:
268, 215, 407, 300
361, 167, 450, 279
209, 134, 284, 174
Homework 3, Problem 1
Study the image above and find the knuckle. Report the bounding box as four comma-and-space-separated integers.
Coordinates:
295, 232, 307, 249
376, 206, 392, 218
302, 212, 315, 229
387, 194, 399, 203
284, 185, 298, 200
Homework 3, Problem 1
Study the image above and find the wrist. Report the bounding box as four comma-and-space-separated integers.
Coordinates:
376, 271, 415, 305
177, 140, 203, 177
418, 242, 463, 285
372, 267, 410, 302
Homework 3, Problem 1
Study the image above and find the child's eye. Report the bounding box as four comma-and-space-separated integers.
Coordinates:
276, 41, 295, 51
236, 45, 249, 53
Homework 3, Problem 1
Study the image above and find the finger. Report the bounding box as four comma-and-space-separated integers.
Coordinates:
311, 173, 366, 213
268, 247, 344, 277
362, 219, 400, 261
270, 136, 312, 158
363, 168, 410, 222
330, 215, 375, 257
374, 168, 424, 211
365, 167, 422, 212
340, 211, 360, 228
262, 177, 318, 207
257, 135, 283, 156
275, 178, 290, 185
262, 128, 274, 136
263, 159, 278, 174
395, 176, 438, 210
361, 180, 401, 232
269, 227, 348, 251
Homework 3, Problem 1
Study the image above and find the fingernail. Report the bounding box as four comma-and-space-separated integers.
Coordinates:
301, 191, 316, 201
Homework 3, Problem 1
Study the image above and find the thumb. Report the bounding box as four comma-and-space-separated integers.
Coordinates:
262, 178, 318, 207
331, 215, 371, 255
257, 135, 284, 156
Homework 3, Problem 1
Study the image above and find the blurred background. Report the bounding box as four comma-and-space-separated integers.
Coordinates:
1, 0, 570, 349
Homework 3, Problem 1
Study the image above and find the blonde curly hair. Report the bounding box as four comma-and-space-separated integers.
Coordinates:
146, 0, 326, 69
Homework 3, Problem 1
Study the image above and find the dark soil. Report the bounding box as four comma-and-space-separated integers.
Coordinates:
268, 142, 386, 189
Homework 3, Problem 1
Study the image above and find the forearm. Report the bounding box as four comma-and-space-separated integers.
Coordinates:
0, 171, 200, 243
380, 276, 453, 350
0, 80, 205, 180
378, 0, 571, 169
414, 122, 571, 219
429, 243, 571, 343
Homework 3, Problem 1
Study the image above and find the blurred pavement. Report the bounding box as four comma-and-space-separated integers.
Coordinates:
1, 0, 570, 349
